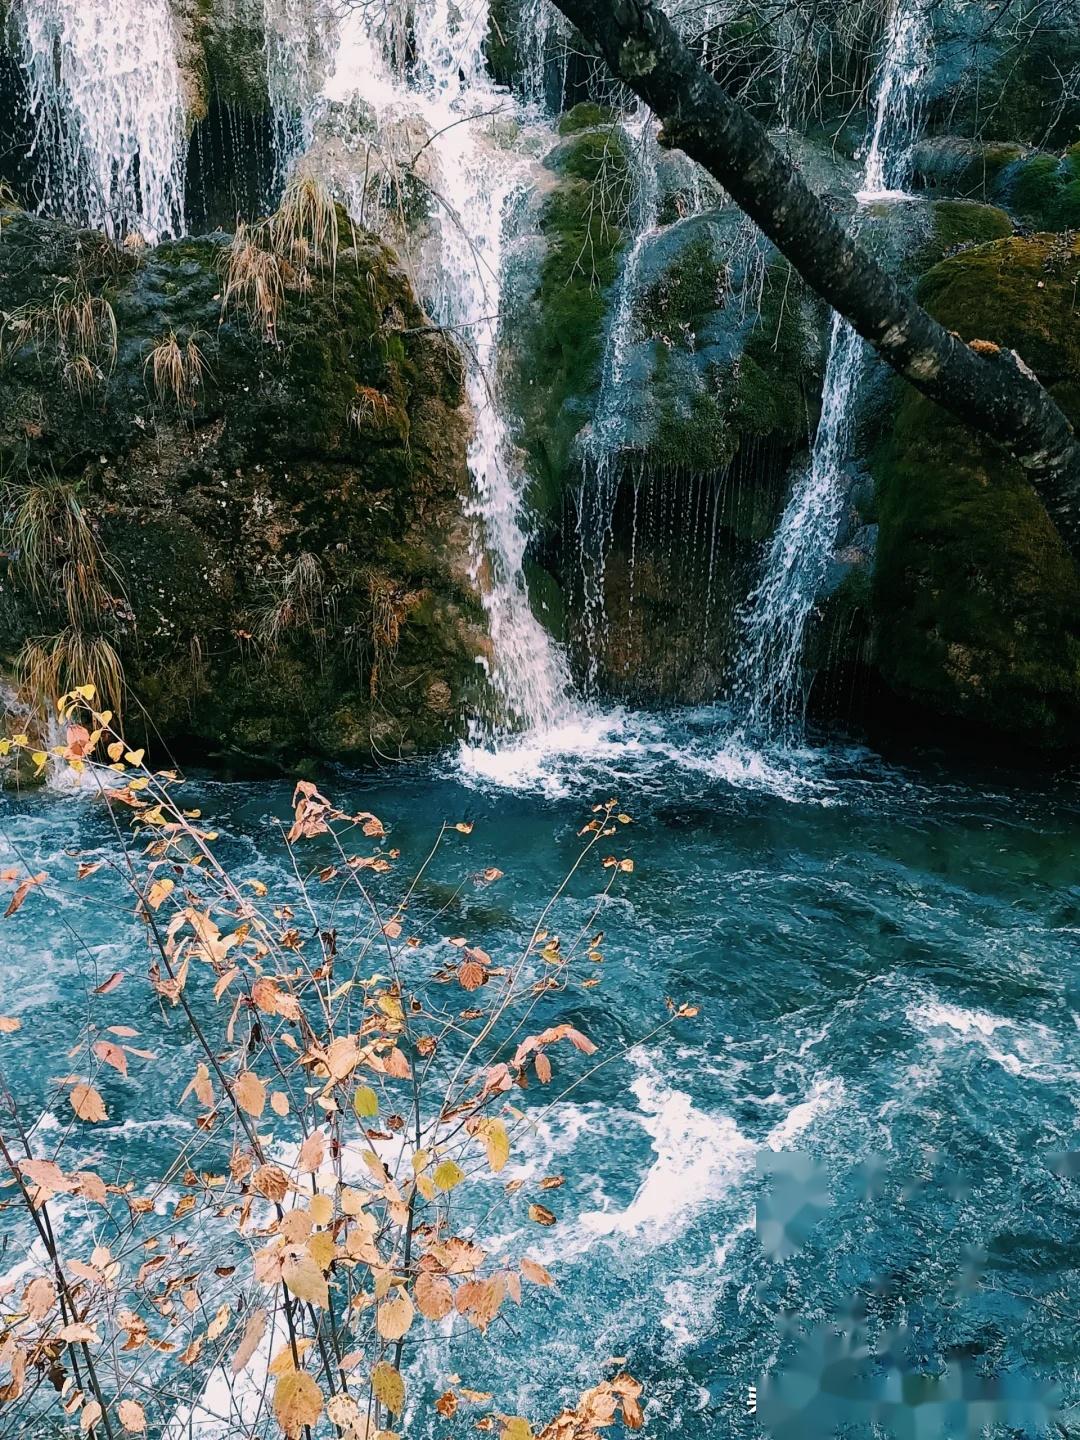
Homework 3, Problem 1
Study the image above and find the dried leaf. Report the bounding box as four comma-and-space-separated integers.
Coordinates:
0, 1016, 21, 1033
117, 1399, 147, 1434
376, 1291, 414, 1341
70, 1084, 107, 1123
414, 1271, 453, 1321
234, 1072, 266, 1117
252, 1165, 289, 1204
92, 1040, 128, 1077
520, 1258, 553, 1287
282, 1254, 329, 1309
527, 1204, 556, 1227
231, 1307, 266, 1375
273, 1370, 323, 1438
372, 1362, 405, 1415
4, 872, 46, 918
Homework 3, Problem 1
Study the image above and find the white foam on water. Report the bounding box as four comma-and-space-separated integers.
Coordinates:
456, 702, 858, 806
908, 998, 1065, 1081
580, 1060, 843, 1241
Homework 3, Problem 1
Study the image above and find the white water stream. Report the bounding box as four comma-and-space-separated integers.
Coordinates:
8, 0, 187, 242
736, 0, 932, 734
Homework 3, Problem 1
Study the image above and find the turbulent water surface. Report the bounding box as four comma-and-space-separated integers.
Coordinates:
2, 716, 1079, 1436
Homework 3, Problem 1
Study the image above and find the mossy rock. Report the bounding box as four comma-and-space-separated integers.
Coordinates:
871, 233, 1080, 750
905, 199, 1014, 275
630, 216, 819, 479
1001, 146, 1080, 231
0, 207, 486, 768
511, 120, 632, 505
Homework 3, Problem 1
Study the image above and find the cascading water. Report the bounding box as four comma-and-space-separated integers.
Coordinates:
735, 0, 931, 735
8, 0, 186, 242
268, 0, 573, 735
575, 111, 661, 696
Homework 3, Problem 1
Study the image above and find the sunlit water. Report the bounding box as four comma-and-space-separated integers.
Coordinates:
3, 718, 1079, 1436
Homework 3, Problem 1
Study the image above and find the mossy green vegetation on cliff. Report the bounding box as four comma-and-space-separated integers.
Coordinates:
0, 202, 486, 769
513, 110, 632, 499
870, 233, 1080, 749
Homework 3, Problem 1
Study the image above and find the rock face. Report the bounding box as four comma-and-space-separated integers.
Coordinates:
0, 203, 487, 769
870, 234, 1080, 750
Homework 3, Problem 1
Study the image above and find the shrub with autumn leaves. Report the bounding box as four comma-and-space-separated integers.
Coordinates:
0, 688, 680, 1439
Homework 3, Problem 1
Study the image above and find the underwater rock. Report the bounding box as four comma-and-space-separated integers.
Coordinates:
0, 206, 488, 769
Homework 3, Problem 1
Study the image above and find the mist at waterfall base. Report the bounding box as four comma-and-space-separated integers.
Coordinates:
3, 740, 1080, 1437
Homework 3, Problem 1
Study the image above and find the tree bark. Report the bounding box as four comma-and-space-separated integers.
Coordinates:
546, 0, 1080, 559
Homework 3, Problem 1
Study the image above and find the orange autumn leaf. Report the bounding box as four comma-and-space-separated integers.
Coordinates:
70, 1084, 108, 1123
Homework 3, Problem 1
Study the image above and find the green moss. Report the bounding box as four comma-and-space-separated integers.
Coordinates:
1004, 147, 1080, 231
0, 208, 485, 767
643, 249, 812, 474
916, 232, 1080, 385
931, 200, 1013, 253
871, 233, 1080, 749
514, 123, 632, 496
636, 231, 724, 336
558, 103, 616, 135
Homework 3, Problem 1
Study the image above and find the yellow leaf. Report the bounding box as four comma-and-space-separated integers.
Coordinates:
124, 749, 145, 767
282, 1253, 329, 1308
273, 1370, 323, 1438
308, 1193, 332, 1226
352, 1085, 379, 1119
70, 1084, 107, 1123
307, 1231, 336, 1271
372, 1361, 405, 1415
433, 1159, 465, 1192
376, 1291, 414, 1341
146, 878, 174, 910
483, 1120, 509, 1173
503, 1420, 534, 1440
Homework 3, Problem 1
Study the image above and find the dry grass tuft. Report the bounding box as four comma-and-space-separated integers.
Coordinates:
348, 385, 398, 433
2, 470, 108, 618
253, 553, 332, 658
270, 171, 340, 281
145, 331, 210, 409
220, 222, 289, 341
0, 286, 117, 396
18, 629, 124, 719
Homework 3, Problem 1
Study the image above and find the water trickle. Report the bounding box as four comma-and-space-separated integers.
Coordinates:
735, 0, 931, 736
575, 113, 661, 696
9, 0, 186, 242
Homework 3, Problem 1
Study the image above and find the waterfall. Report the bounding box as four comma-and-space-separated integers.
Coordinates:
9, 0, 186, 242
575, 111, 661, 697
274, 0, 573, 734
735, 0, 931, 735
